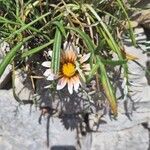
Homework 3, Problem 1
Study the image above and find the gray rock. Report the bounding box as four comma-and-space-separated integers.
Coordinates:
0, 90, 77, 150
13, 69, 35, 101
89, 124, 149, 150
0, 89, 150, 150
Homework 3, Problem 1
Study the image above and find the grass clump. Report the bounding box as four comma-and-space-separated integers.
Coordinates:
0, 0, 136, 117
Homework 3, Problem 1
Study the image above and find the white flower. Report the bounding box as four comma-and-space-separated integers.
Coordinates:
42, 42, 91, 94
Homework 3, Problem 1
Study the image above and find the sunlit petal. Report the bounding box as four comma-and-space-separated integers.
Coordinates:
43, 69, 52, 76
70, 50, 77, 61
42, 61, 51, 68
82, 63, 91, 71
47, 75, 56, 80
67, 79, 74, 94
65, 50, 77, 62
76, 47, 80, 54
57, 77, 67, 90
44, 85, 51, 88
63, 41, 69, 50
84, 71, 90, 75
44, 85, 52, 89
72, 76, 81, 92
80, 53, 91, 64
43, 69, 55, 80
48, 50, 53, 57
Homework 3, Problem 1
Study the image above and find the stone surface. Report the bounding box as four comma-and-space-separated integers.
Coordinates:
0, 90, 77, 150
13, 69, 35, 101
0, 88, 150, 150
90, 124, 149, 150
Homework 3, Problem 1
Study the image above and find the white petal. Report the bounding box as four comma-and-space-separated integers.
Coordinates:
80, 53, 91, 64
44, 85, 51, 88
48, 51, 53, 57
57, 77, 67, 90
82, 63, 91, 71
43, 69, 55, 80
67, 43, 72, 51
73, 76, 80, 92
47, 75, 55, 80
76, 47, 80, 54
63, 41, 68, 50
84, 71, 90, 75
64, 42, 75, 52
68, 79, 73, 94
43, 69, 51, 76
42, 61, 51, 68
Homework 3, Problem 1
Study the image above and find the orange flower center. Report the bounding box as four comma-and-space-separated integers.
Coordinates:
62, 63, 76, 77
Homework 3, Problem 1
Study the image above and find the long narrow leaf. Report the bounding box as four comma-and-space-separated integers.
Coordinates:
87, 64, 99, 81
85, 4, 122, 57
5, 12, 51, 42
97, 56, 117, 116
116, 0, 136, 46
86, 5, 128, 79
65, 27, 95, 53
22, 40, 54, 58
52, 21, 67, 38
102, 59, 127, 65
51, 27, 62, 74
0, 36, 32, 77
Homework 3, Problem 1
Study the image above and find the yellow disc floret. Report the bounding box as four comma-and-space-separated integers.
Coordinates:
62, 63, 76, 77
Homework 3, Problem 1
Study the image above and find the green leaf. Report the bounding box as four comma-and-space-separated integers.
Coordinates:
102, 59, 127, 65
22, 40, 54, 58
85, 4, 122, 57
85, 5, 128, 80
52, 20, 67, 38
51, 27, 62, 74
87, 64, 99, 81
2, 12, 51, 43
97, 56, 117, 116
0, 36, 32, 77
65, 27, 95, 53
116, 0, 136, 46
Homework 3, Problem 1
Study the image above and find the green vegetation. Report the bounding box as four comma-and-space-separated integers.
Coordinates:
0, 0, 136, 116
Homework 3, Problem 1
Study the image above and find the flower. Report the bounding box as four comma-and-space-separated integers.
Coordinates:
42, 42, 91, 94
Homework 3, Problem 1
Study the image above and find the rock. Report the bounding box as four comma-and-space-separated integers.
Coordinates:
124, 43, 150, 103
131, 9, 150, 29
13, 69, 35, 102
0, 90, 77, 150
89, 124, 149, 150
0, 89, 150, 150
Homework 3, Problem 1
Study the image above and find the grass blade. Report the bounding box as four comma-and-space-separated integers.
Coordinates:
0, 36, 32, 77
97, 56, 117, 116
116, 0, 136, 46
102, 59, 127, 66
5, 12, 51, 41
85, 4, 122, 57
22, 40, 54, 58
52, 20, 67, 38
51, 27, 62, 74
66, 26, 95, 53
